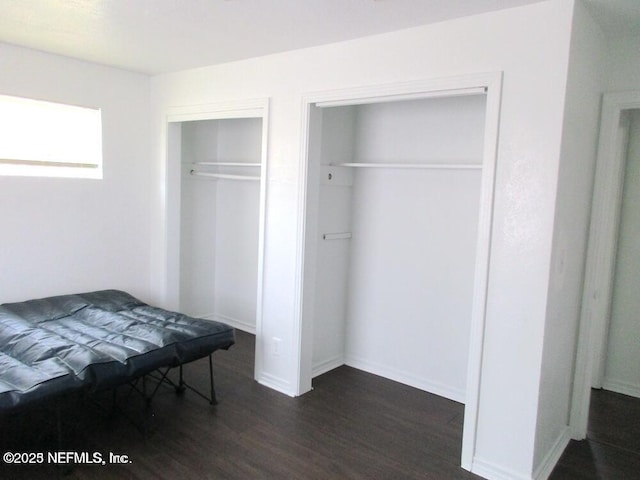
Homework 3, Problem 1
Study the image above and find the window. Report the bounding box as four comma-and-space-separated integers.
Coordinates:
0, 94, 102, 179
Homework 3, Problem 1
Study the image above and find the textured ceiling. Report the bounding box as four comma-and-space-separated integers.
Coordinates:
0, 0, 637, 75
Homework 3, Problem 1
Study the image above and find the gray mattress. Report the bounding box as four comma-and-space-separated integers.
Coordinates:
0, 289, 235, 411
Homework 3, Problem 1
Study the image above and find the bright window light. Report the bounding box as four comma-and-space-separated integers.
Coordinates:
0, 94, 102, 179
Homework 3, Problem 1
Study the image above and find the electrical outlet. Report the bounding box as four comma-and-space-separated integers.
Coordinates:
272, 337, 282, 356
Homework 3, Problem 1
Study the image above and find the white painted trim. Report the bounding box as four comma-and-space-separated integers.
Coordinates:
166, 98, 268, 122
312, 355, 345, 378
294, 72, 503, 473
345, 354, 466, 403
256, 372, 296, 397
188, 312, 256, 334
570, 91, 640, 439
254, 100, 270, 386
312, 82, 487, 108
211, 313, 257, 335
462, 72, 503, 472
293, 97, 314, 397
472, 456, 532, 480
163, 97, 270, 385
602, 378, 640, 399
533, 428, 571, 480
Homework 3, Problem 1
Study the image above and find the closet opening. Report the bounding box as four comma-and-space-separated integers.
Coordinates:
166, 100, 269, 381
296, 75, 501, 470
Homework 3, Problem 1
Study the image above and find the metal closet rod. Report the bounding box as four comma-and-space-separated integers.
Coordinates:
330, 162, 482, 170
189, 170, 261, 181
191, 161, 261, 167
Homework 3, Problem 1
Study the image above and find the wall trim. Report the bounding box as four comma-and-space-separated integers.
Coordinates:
602, 379, 640, 399
210, 313, 257, 335
345, 354, 466, 403
472, 456, 531, 480
533, 427, 571, 480
257, 372, 296, 397
312, 355, 345, 378
192, 312, 257, 334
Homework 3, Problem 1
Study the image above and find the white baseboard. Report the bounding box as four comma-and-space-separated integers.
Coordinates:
472, 456, 531, 480
195, 311, 256, 334
312, 355, 345, 378
256, 372, 296, 397
470, 427, 569, 480
533, 427, 570, 480
344, 354, 465, 403
602, 378, 640, 399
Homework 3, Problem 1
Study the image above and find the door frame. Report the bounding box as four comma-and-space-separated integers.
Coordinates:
293, 72, 503, 471
570, 90, 640, 438
164, 98, 270, 382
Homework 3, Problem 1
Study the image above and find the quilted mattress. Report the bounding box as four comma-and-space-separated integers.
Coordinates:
0, 290, 235, 411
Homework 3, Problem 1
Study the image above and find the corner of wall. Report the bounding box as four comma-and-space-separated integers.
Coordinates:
533, 0, 607, 474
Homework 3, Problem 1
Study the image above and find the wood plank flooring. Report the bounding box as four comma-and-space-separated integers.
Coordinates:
2, 330, 636, 479
550, 388, 640, 479
0, 330, 482, 479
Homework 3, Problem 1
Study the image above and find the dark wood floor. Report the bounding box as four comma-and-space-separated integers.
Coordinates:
0, 330, 483, 479
2, 331, 637, 479
550, 388, 640, 479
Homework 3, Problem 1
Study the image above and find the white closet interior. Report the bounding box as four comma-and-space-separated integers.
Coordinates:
179, 116, 264, 334
306, 93, 487, 403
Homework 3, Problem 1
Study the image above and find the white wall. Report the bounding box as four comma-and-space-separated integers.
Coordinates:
605, 34, 640, 92
352, 96, 486, 163
150, 1, 576, 478
179, 122, 218, 318
345, 166, 481, 402
311, 106, 354, 374
178, 119, 262, 332
0, 44, 152, 303
311, 175, 352, 375
534, 1, 607, 476
214, 119, 262, 332
603, 111, 640, 397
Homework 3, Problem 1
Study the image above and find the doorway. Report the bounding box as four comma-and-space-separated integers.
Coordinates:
598, 109, 640, 396
571, 91, 640, 438
295, 73, 503, 470
164, 99, 269, 382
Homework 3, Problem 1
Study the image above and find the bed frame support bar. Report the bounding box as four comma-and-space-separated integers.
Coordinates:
141, 354, 218, 406
172, 355, 217, 405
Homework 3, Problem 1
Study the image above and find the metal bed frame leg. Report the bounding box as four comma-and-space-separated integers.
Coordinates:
111, 386, 118, 416
208, 354, 217, 405
176, 364, 186, 394
56, 400, 62, 451
166, 355, 217, 405
55, 398, 73, 478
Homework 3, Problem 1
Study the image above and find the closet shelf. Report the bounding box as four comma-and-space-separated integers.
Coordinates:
331, 162, 482, 170
191, 162, 261, 167
189, 170, 261, 181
